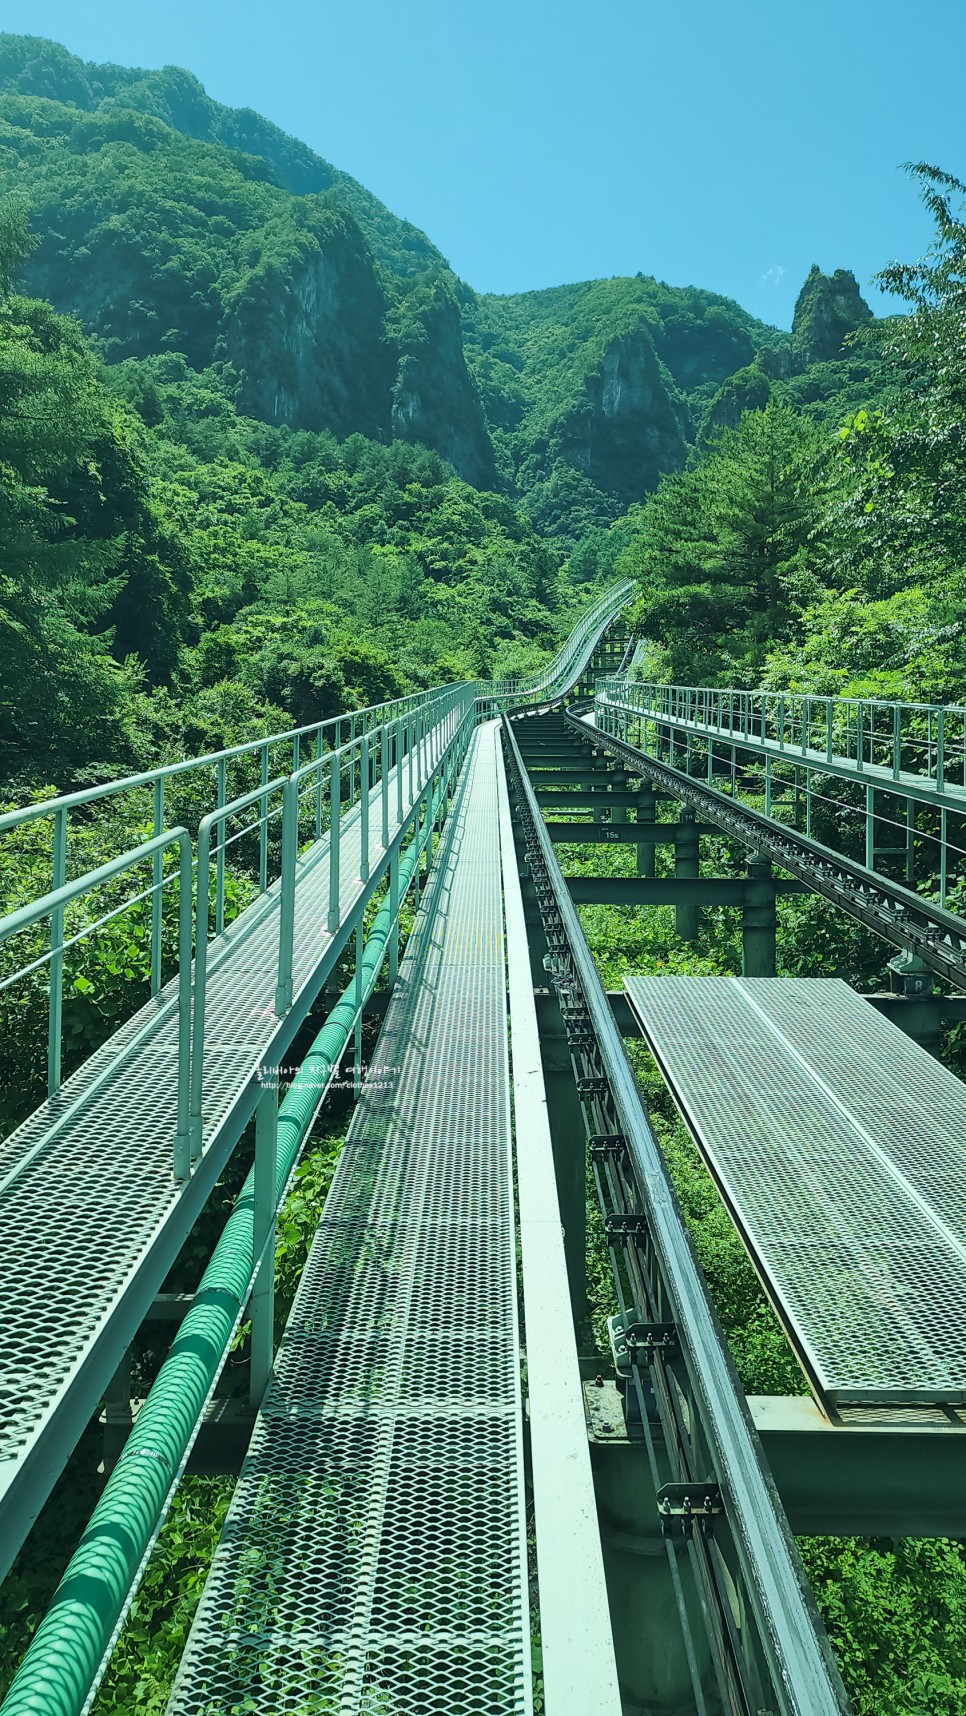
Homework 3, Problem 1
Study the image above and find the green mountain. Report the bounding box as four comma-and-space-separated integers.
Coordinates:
0, 35, 878, 538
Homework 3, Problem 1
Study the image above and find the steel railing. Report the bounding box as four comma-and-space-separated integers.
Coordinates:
0, 684, 473, 1115
0, 586, 630, 1162
598, 678, 966, 795
480, 580, 635, 707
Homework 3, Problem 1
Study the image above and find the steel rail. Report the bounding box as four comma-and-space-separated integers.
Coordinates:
502, 715, 851, 1716
580, 710, 966, 993
479, 580, 634, 707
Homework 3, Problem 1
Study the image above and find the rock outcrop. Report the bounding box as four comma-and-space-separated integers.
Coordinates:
556, 328, 690, 505
792, 266, 873, 366
390, 277, 496, 487
224, 204, 393, 439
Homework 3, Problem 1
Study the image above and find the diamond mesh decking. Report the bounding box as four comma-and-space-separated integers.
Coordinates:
0, 738, 436, 1563
167, 722, 531, 1716
625, 975, 966, 1404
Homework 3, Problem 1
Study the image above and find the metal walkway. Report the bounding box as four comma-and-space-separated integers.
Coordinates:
0, 729, 442, 1568
626, 974, 966, 1405
167, 723, 532, 1716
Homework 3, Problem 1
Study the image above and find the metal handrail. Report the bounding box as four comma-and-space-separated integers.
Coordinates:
187, 683, 476, 1167
0, 587, 622, 1152
480, 580, 635, 705
597, 678, 966, 798
0, 829, 194, 1178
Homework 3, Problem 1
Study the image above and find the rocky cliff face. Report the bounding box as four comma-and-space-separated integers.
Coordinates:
556, 329, 690, 505
792, 266, 873, 366
390, 278, 496, 486
651, 306, 757, 391
225, 206, 393, 439
0, 34, 884, 535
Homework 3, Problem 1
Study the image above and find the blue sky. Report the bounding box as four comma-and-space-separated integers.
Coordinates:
3, 1, 963, 328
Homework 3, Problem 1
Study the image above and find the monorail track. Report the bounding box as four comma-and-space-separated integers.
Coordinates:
502, 713, 850, 1716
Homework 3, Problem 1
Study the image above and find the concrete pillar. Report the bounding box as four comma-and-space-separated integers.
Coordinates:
742, 854, 776, 978
674, 808, 700, 942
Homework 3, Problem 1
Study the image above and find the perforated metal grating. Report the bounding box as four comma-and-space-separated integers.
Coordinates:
0, 735, 441, 1548
625, 975, 966, 1404
167, 723, 531, 1716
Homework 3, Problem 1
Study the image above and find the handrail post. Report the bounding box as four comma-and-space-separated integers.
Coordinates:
215, 758, 227, 936
937, 708, 946, 789
174, 836, 193, 1181
396, 718, 404, 826
189, 822, 211, 1165
389, 849, 400, 990
274, 777, 298, 1015
315, 725, 324, 842
381, 722, 390, 849
151, 779, 164, 998
353, 920, 364, 1098
360, 736, 370, 879
892, 706, 901, 780
259, 744, 269, 893
328, 751, 341, 932
47, 806, 68, 1099
250, 1067, 279, 1404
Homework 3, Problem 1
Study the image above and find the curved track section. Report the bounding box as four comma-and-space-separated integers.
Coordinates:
481, 579, 635, 708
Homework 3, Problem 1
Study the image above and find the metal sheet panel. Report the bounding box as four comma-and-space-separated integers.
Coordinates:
625, 975, 966, 1404
168, 725, 531, 1715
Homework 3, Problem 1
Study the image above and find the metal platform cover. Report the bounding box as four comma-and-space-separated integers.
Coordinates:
167, 724, 531, 1715
625, 975, 966, 1405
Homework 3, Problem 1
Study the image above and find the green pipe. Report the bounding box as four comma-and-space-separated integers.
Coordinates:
0, 765, 455, 1716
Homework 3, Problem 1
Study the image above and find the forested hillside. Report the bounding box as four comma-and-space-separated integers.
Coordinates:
0, 32, 896, 801
621, 164, 966, 707
3, 27, 966, 1715
0, 34, 883, 548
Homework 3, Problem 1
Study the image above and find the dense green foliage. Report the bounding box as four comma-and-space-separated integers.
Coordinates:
0, 290, 568, 795
623, 166, 966, 711
1, 31, 965, 1715
0, 36, 884, 545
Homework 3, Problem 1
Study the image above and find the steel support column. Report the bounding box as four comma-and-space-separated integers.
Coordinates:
675, 808, 699, 942
742, 854, 777, 979
250, 1071, 279, 1406
637, 783, 656, 877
